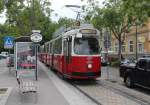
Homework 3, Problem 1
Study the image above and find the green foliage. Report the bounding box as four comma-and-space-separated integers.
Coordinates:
0, 0, 4, 12
4, 0, 54, 41
109, 56, 120, 67
0, 0, 56, 52
57, 17, 73, 28
122, 0, 150, 23
111, 59, 120, 67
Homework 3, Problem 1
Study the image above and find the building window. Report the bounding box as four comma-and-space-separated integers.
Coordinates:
138, 42, 144, 53
122, 43, 126, 52
114, 41, 118, 53
129, 40, 134, 52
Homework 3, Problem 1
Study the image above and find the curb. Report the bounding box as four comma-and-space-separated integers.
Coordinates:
0, 87, 13, 105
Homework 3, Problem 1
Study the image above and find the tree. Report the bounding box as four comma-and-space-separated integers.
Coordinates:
82, 0, 150, 62
0, 0, 59, 52
122, 0, 150, 23
83, 0, 130, 61
4, 0, 55, 41
57, 17, 73, 28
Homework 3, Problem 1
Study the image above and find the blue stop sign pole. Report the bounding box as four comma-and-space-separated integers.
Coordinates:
4, 36, 14, 72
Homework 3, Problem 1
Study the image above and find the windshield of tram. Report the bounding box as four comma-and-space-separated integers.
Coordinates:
74, 37, 100, 55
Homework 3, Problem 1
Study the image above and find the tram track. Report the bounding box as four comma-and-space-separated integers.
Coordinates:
70, 79, 150, 105
70, 82, 102, 105
98, 80, 150, 105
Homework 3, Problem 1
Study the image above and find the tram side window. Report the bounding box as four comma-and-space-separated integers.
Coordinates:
46, 44, 49, 53
54, 38, 62, 54
49, 43, 52, 54
63, 41, 67, 55
44, 45, 46, 53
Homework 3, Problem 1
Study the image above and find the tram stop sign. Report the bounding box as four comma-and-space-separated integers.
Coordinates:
30, 30, 42, 43
4, 36, 14, 49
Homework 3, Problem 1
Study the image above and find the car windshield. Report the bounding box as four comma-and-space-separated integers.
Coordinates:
74, 37, 100, 55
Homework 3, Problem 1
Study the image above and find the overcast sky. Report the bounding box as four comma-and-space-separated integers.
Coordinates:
51, 0, 104, 21
51, 0, 86, 21
0, 0, 104, 23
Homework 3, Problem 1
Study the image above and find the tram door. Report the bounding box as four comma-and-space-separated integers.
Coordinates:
63, 38, 72, 74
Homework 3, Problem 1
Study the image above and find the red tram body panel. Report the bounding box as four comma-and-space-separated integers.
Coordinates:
39, 24, 101, 79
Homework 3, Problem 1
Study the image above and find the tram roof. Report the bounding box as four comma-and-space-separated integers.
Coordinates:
52, 23, 99, 38
64, 24, 100, 37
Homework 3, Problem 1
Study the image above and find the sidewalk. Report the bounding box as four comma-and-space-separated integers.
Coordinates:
0, 59, 69, 105
1, 59, 96, 105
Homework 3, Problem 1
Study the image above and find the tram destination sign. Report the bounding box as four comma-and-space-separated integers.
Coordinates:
80, 29, 97, 34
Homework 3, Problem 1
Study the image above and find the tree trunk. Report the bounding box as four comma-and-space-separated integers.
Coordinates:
118, 35, 122, 63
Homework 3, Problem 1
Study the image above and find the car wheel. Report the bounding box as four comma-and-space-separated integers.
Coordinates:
125, 75, 134, 88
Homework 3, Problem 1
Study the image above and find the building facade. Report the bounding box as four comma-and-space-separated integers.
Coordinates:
110, 19, 150, 59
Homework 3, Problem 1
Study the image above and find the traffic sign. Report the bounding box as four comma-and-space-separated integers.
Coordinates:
4, 36, 14, 49
104, 40, 111, 49
30, 30, 42, 43
30, 33, 42, 43
103, 31, 111, 49
104, 31, 110, 41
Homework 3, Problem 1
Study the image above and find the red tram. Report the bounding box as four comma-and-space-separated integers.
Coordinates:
39, 24, 101, 79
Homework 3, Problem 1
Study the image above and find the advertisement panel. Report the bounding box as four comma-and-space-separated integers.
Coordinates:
15, 42, 36, 70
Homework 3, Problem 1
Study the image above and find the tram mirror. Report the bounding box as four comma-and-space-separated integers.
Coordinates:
76, 33, 82, 38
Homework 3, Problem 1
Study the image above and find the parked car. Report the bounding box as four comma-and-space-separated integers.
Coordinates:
120, 59, 130, 65
7, 54, 14, 67
142, 55, 150, 58
119, 58, 150, 88
0, 55, 6, 59
0, 52, 8, 58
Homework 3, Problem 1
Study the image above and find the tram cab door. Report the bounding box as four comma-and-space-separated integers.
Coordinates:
63, 37, 72, 74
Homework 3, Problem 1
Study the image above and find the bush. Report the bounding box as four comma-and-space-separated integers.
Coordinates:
110, 58, 120, 67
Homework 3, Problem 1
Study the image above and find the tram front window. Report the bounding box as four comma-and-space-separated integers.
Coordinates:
74, 37, 100, 55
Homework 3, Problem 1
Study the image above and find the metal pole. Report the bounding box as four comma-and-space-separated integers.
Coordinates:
135, 24, 138, 60
76, 12, 80, 21
106, 48, 109, 80
35, 44, 38, 80
8, 49, 11, 72
106, 33, 109, 80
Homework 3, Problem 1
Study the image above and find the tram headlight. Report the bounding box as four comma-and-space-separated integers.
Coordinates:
87, 64, 92, 69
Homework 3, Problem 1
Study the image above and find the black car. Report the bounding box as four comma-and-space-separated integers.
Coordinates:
7, 54, 14, 67
119, 58, 150, 88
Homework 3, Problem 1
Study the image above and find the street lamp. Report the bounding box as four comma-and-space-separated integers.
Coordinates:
135, 19, 141, 60
135, 23, 138, 60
